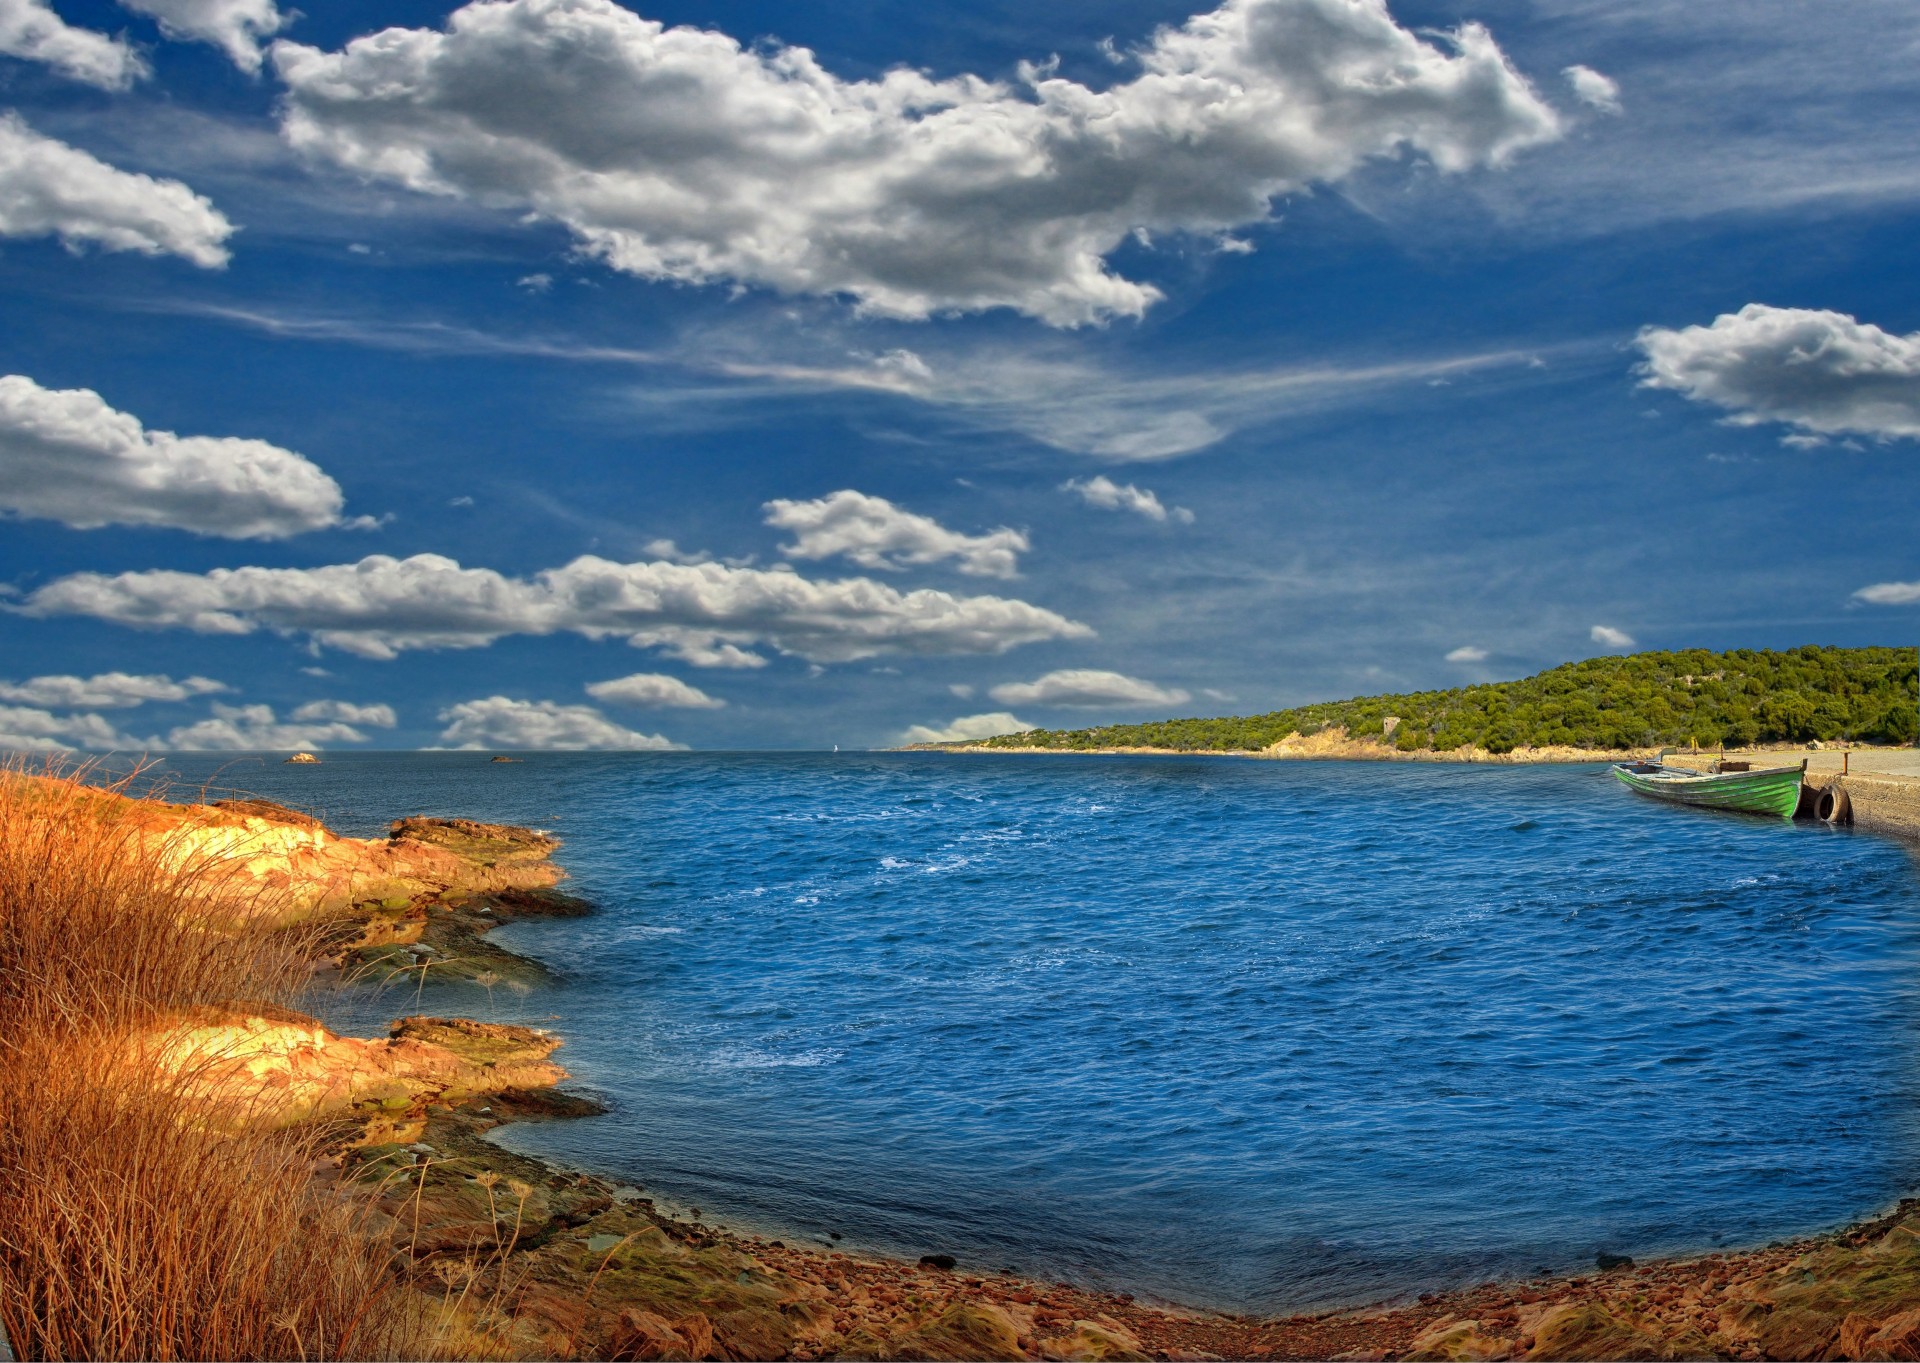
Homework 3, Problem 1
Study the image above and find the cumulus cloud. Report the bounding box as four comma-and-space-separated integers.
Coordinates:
585, 672, 724, 709
18, 550, 1092, 663
1590, 625, 1635, 649
163, 702, 371, 751
119, 0, 287, 72
765, 490, 1027, 578
899, 711, 1035, 744
1854, 581, 1920, 606
0, 115, 235, 267
988, 668, 1190, 708
0, 373, 352, 538
1563, 65, 1620, 115
272, 0, 1560, 325
0, 703, 143, 751
1637, 304, 1920, 443
290, 699, 397, 727
0, 671, 226, 708
1060, 475, 1193, 523
0, 0, 144, 87
1444, 645, 1487, 663
437, 696, 682, 750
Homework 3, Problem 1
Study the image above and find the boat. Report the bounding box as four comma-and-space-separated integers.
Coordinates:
1611, 752, 1805, 820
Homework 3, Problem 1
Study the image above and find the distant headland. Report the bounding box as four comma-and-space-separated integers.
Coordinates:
918, 646, 1919, 760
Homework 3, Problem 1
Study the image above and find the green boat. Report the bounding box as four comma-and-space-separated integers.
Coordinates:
1611, 755, 1806, 820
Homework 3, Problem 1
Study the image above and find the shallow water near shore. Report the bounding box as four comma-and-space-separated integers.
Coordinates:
159, 751, 1920, 1314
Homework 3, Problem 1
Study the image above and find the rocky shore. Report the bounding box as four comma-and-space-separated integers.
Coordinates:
68, 779, 1920, 1360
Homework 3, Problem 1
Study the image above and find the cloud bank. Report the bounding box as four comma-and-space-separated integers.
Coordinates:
163, 702, 374, 751
766, 490, 1027, 578
272, 0, 1560, 324
121, 0, 288, 72
988, 668, 1190, 707
0, 115, 235, 267
0, 671, 225, 707
1854, 581, 1920, 606
0, 373, 352, 538
18, 551, 1093, 662
1638, 304, 1920, 443
437, 696, 682, 750
0, 0, 143, 88
900, 711, 1035, 744
585, 672, 725, 709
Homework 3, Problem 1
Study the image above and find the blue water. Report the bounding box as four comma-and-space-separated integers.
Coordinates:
153, 752, 1920, 1313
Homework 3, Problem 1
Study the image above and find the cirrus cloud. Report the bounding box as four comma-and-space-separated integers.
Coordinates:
988, 668, 1190, 708
0, 372, 353, 538
271, 0, 1561, 325
0, 115, 234, 267
765, 490, 1027, 578
1637, 304, 1920, 443
437, 696, 682, 750
16, 550, 1092, 662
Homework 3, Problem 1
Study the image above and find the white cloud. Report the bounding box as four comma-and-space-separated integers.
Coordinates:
119, 0, 287, 73
988, 668, 1190, 708
1637, 305, 1920, 442
948, 683, 974, 699
18, 549, 1092, 662
1444, 645, 1488, 663
164, 702, 371, 751
1562, 65, 1620, 115
1060, 475, 1193, 523
0, 0, 144, 87
585, 672, 724, 709
0, 373, 351, 538
437, 696, 682, 750
0, 703, 143, 751
0, 114, 234, 267
0, 672, 226, 708
765, 490, 1027, 579
899, 711, 1035, 744
1590, 624, 1635, 649
516, 271, 553, 292
290, 699, 397, 727
272, 0, 1560, 325
1854, 581, 1920, 606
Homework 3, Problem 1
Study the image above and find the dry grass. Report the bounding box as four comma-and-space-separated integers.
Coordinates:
0, 760, 434, 1361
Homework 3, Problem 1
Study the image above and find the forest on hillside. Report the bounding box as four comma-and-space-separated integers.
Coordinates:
958, 646, 1920, 754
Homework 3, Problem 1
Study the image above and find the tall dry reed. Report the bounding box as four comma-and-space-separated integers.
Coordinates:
0, 761, 430, 1361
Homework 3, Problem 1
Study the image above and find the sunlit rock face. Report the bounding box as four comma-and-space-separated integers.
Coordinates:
146, 1010, 568, 1126
77, 784, 568, 919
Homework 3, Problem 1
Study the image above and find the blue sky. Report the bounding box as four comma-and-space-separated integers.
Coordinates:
1, 0, 1916, 751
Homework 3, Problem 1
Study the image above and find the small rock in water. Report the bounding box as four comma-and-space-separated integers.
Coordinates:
919, 1254, 958, 1271
1597, 1251, 1635, 1272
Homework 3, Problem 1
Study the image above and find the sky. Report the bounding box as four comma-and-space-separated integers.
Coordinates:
0, 0, 1917, 752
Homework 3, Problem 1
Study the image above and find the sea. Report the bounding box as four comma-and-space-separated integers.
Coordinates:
151, 751, 1920, 1314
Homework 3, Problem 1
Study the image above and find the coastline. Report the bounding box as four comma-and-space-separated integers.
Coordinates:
22, 775, 1920, 1360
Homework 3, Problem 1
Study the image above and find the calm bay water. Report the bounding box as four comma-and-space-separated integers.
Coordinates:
157, 751, 1920, 1312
